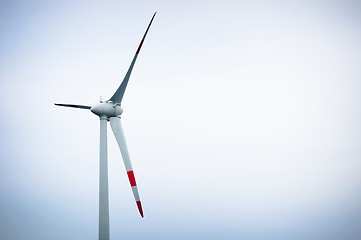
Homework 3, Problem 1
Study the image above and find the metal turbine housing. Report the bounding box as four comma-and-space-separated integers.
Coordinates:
91, 102, 123, 118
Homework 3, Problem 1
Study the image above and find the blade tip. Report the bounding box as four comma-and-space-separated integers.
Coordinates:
136, 201, 144, 218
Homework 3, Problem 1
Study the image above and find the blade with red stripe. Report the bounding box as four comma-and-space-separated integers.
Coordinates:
109, 12, 156, 104
110, 117, 144, 217
127, 170, 143, 217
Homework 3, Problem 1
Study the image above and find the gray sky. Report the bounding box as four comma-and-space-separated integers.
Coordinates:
1, 0, 361, 239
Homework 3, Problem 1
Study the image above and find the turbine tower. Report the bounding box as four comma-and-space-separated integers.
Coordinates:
55, 12, 156, 240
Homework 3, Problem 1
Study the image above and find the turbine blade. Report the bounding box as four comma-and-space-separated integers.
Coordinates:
109, 117, 144, 217
109, 12, 157, 104
99, 118, 110, 239
54, 103, 91, 109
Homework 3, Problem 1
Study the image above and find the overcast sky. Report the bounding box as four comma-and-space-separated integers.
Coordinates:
1, 1, 361, 239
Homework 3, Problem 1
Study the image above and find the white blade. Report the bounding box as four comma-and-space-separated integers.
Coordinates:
108, 12, 156, 104
54, 103, 91, 109
109, 117, 144, 217
99, 118, 110, 239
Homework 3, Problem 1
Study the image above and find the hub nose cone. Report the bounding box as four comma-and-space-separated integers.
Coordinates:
90, 104, 102, 116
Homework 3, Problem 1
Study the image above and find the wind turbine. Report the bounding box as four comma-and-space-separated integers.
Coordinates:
55, 12, 156, 240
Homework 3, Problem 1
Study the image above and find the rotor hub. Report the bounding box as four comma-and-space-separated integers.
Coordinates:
91, 102, 123, 118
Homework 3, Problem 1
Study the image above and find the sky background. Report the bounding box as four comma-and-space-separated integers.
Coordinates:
1, 0, 361, 239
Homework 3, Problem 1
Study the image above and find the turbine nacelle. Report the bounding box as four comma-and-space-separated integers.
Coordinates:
90, 102, 123, 118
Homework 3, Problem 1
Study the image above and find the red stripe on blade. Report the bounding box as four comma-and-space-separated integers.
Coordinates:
136, 201, 144, 218
127, 170, 137, 187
